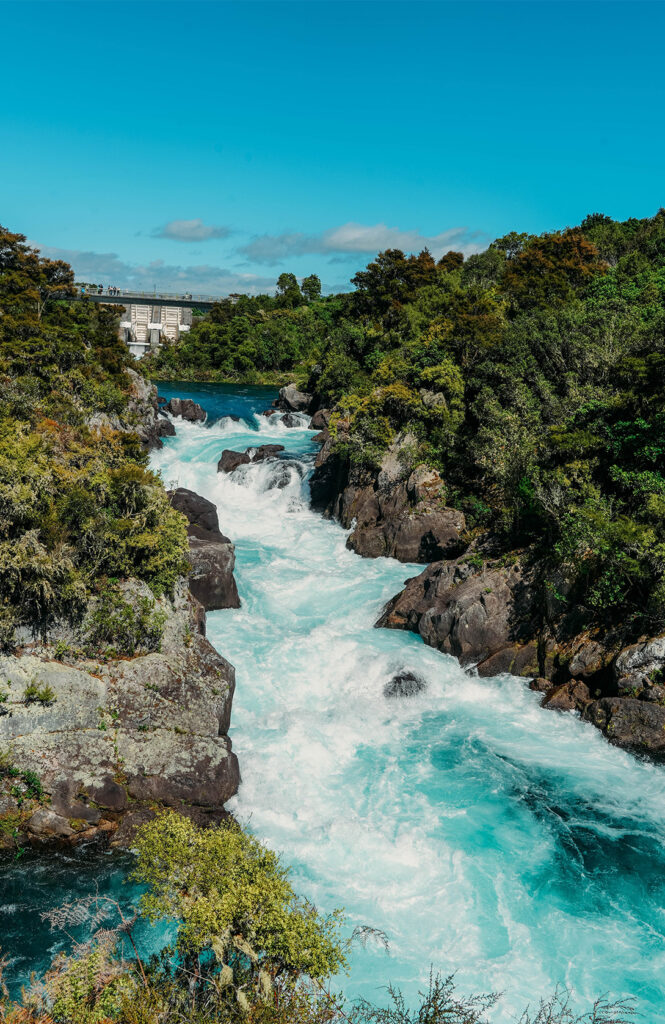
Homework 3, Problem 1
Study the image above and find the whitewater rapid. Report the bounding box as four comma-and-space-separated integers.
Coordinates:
148, 386, 665, 1019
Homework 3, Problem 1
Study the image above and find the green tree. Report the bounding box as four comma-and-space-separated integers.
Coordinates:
276, 272, 302, 308
301, 273, 322, 303
132, 812, 347, 1005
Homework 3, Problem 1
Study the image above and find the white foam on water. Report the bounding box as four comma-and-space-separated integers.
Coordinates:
151, 413, 665, 1021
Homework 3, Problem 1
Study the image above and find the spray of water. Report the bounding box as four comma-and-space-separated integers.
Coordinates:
150, 403, 665, 1021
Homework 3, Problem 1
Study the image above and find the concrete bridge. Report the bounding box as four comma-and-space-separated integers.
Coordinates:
80, 288, 221, 311
79, 288, 226, 358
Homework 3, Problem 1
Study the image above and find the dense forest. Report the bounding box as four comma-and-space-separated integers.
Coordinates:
0, 226, 188, 648
0, 221, 649, 1022
146, 211, 665, 646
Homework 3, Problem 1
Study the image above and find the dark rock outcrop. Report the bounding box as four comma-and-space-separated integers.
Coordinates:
218, 449, 251, 473
384, 670, 427, 698
157, 416, 176, 437
583, 698, 665, 756
541, 679, 591, 712
217, 444, 285, 474
165, 397, 207, 422
169, 488, 240, 611
310, 408, 332, 430
377, 548, 665, 755
281, 412, 302, 428
377, 556, 540, 676
312, 430, 466, 563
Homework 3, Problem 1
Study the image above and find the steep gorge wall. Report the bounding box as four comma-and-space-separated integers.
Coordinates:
309, 407, 665, 759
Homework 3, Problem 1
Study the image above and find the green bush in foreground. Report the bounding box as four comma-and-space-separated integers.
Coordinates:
0, 815, 637, 1024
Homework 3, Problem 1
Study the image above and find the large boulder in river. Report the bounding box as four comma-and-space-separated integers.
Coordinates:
218, 450, 251, 473
169, 488, 240, 611
275, 383, 312, 413
218, 444, 285, 473
165, 397, 207, 422
377, 556, 540, 677
253, 444, 286, 461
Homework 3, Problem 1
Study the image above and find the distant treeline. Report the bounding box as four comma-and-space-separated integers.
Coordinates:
146, 211, 665, 639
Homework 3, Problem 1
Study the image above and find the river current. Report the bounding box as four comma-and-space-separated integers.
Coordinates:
2, 383, 665, 1018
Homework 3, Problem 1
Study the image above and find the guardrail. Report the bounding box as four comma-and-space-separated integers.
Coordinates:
78, 288, 222, 303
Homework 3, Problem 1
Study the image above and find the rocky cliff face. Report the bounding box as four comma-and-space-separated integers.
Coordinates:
309, 417, 665, 758
87, 369, 175, 449
1, 371, 242, 849
0, 580, 239, 849
311, 426, 466, 562
378, 553, 665, 757
168, 488, 241, 612
377, 556, 541, 676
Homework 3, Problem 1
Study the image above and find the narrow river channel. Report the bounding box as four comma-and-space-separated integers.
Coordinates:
3, 383, 665, 1019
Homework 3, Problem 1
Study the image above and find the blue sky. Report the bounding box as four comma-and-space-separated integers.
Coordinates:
2, 0, 664, 295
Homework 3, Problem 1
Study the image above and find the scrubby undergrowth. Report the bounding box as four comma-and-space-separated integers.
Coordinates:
0, 226, 188, 647
0, 814, 637, 1024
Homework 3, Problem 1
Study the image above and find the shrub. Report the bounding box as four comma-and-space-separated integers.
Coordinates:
23, 679, 56, 706
86, 587, 167, 658
132, 812, 347, 998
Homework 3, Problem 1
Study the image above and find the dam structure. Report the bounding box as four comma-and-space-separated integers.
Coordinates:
78, 288, 228, 358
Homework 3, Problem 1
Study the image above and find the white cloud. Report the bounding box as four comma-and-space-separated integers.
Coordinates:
239, 221, 487, 265
33, 244, 275, 296
152, 218, 231, 242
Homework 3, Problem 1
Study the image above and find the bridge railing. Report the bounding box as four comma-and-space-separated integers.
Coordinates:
78, 287, 223, 303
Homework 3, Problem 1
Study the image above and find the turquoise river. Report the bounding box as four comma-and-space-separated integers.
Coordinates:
2, 383, 664, 1019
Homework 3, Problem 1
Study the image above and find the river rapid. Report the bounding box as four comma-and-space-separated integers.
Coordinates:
3, 383, 665, 1018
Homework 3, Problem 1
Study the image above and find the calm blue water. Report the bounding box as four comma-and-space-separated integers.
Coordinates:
3, 383, 665, 1018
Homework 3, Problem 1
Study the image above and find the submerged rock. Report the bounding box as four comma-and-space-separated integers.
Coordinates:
169, 488, 240, 611
384, 670, 427, 698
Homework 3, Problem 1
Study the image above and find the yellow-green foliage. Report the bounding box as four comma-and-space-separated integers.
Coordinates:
44, 944, 134, 1024
132, 812, 347, 985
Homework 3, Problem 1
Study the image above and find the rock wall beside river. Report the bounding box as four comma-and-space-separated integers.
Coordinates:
377, 553, 665, 757
86, 369, 175, 450
0, 580, 239, 849
311, 424, 466, 562
1, 383, 243, 849
306, 407, 665, 759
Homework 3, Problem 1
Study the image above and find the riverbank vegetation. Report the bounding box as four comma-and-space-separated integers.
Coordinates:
0, 226, 188, 649
147, 210, 665, 646
0, 813, 636, 1024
